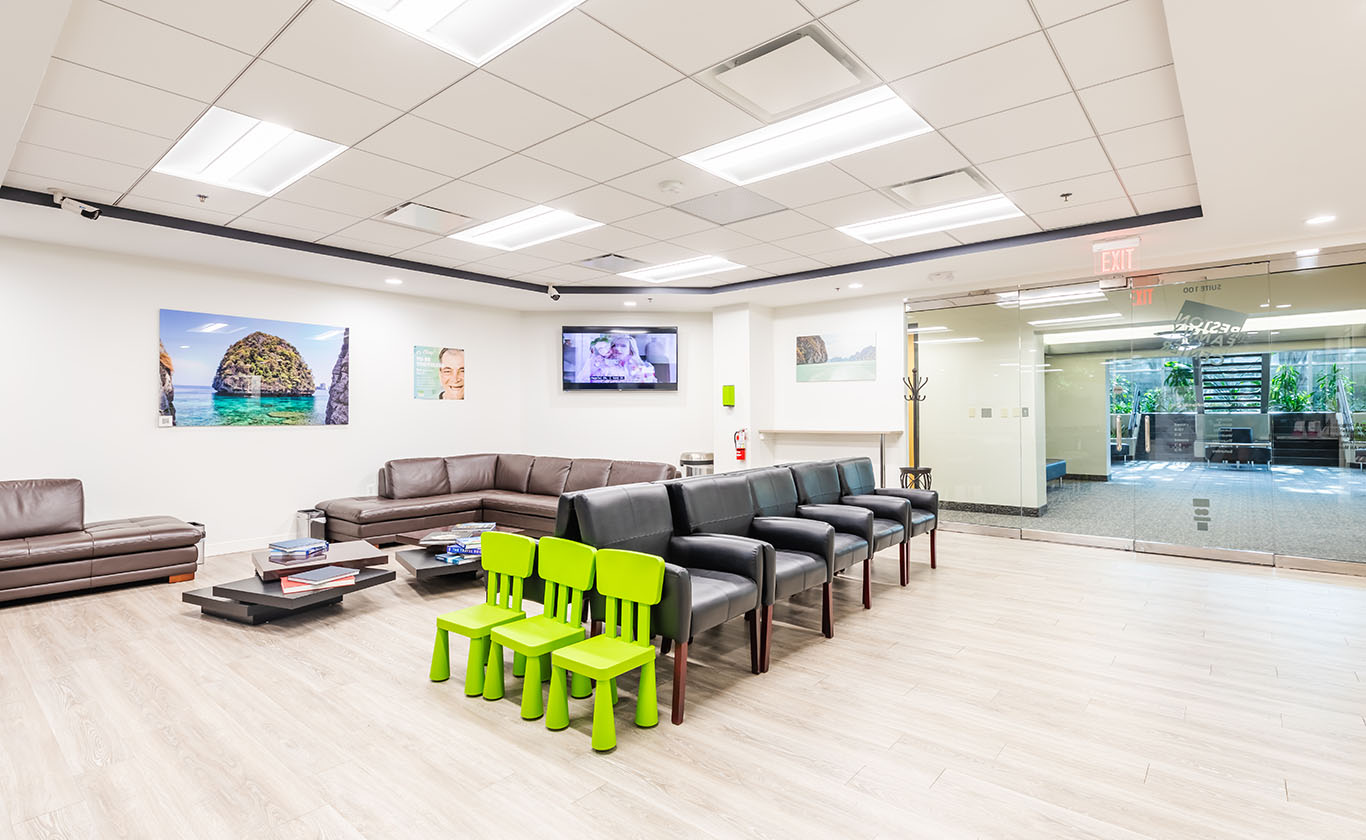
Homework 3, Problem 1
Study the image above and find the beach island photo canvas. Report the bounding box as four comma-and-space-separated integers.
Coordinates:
158, 308, 349, 427
795, 332, 877, 382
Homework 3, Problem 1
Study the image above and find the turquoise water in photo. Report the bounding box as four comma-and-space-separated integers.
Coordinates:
796, 360, 878, 382
171, 385, 328, 426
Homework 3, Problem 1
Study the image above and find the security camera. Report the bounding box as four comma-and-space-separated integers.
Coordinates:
547, 285, 561, 301
52, 192, 101, 220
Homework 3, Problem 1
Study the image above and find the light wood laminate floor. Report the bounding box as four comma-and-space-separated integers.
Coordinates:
2, 532, 1365, 839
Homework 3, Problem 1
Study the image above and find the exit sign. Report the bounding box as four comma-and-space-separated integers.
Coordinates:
1092, 236, 1140, 276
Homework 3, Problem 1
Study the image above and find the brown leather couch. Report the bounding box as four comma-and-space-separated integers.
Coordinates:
315, 453, 679, 542
0, 478, 204, 604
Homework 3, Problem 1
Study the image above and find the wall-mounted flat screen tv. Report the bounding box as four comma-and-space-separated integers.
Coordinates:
562, 326, 678, 391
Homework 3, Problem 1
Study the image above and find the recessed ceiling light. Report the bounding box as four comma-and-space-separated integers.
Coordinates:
385, 277, 403, 286
1275, 303, 1292, 309
152, 107, 345, 196
680, 86, 930, 185
918, 336, 983, 345
848, 282, 864, 289
906, 326, 949, 334
336, 0, 584, 66
449, 205, 601, 251
1026, 313, 1124, 327
839, 195, 1023, 244
1259, 302, 1271, 308
620, 255, 745, 284
623, 300, 637, 307
1305, 214, 1336, 225
1295, 248, 1321, 256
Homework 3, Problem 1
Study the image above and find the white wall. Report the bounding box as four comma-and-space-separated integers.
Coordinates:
0, 237, 525, 554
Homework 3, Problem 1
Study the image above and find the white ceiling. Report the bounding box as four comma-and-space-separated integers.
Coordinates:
0, 0, 1362, 312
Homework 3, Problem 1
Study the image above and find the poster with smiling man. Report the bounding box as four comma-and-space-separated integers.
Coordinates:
414, 345, 464, 400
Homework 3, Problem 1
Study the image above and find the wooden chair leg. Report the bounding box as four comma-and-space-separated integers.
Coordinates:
761, 605, 774, 673
822, 582, 833, 639
862, 558, 872, 609
747, 609, 760, 674
930, 528, 937, 569
899, 542, 907, 586
671, 641, 688, 725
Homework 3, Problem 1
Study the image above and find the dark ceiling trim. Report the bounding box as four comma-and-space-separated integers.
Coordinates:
1, 186, 1201, 297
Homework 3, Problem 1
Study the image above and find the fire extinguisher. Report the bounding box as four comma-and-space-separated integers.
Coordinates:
734, 429, 748, 462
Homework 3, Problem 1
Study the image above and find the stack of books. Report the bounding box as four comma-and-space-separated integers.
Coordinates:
419, 522, 496, 546
279, 565, 358, 594
436, 536, 485, 564
268, 537, 329, 565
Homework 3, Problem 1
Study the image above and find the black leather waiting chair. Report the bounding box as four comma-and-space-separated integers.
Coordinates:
563, 482, 765, 725
834, 457, 939, 582
665, 474, 834, 672
789, 460, 907, 607
744, 466, 873, 616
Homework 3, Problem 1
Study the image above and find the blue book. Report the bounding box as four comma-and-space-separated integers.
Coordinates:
270, 538, 328, 553
436, 553, 480, 565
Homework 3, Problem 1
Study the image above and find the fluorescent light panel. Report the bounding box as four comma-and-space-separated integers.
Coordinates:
449, 205, 601, 251
918, 336, 982, 345
620, 255, 744, 284
839, 194, 1023, 244
681, 86, 931, 185
337, 0, 584, 65
1026, 313, 1123, 327
153, 108, 345, 196
906, 326, 949, 334
1042, 308, 1366, 345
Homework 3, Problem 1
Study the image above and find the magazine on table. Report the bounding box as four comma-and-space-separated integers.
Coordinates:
269, 537, 328, 554
279, 575, 357, 594
435, 553, 481, 565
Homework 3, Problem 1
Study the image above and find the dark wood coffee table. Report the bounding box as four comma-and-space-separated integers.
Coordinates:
393, 525, 524, 581
250, 540, 388, 581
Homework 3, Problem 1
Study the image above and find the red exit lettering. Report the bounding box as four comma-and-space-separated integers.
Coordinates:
1097, 247, 1135, 273
1132, 287, 1154, 305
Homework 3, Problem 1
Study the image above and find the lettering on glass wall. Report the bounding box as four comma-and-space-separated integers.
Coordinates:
1163, 301, 1249, 358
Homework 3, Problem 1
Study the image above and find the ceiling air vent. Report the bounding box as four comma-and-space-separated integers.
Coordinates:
674, 187, 785, 225
888, 169, 992, 210
380, 202, 470, 234
576, 254, 649, 273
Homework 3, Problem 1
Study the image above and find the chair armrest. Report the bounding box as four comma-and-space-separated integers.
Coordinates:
843, 494, 911, 530
875, 487, 938, 517
798, 504, 873, 542
670, 533, 772, 605
752, 517, 834, 567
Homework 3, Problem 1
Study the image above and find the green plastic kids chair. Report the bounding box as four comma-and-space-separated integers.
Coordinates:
489, 537, 597, 719
547, 548, 666, 751
429, 531, 537, 698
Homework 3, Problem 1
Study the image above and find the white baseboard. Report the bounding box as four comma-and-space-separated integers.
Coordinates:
206, 533, 293, 558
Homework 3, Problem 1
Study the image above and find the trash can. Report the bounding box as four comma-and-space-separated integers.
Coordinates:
680, 451, 714, 476
188, 521, 206, 566
296, 508, 327, 540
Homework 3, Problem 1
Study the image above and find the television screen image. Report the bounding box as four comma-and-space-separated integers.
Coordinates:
562, 327, 678, 391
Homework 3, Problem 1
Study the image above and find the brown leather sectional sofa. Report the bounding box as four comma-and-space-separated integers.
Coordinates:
0, 478, 204, 603
315, 453, 680, 542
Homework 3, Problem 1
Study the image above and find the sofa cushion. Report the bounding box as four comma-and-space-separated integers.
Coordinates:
0, 538, 32, 570
446, 454, 498, 493
479, 492, 559, 518
494, 454, 534, 493
607, 460, 676, 486
527, 457, 572, 496
385, 458, 451, 499
0, 478, 84, 541
317, 493, 482, 525
84, 516, 203, 558
25, 531, 95, 564
563, 458, 612, 492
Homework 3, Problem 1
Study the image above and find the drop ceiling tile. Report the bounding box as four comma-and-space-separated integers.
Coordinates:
128, 171, 265, 215
524, 122, 668, 183
312, 150, 448, 200
877, 231, 960, 255
824, 0, 1038, 81
316, 234, 403, 256
799, 0, 854, 14
1030, 196, 1134, 229
669, 227, 760, 255
1100, 117, 1190, 168
619, 242, 707, 265
415, 71, 583, 151
237, 198, 358, 236
892, 34, 1070, 129
116, 194, 237, 225
547, 185, 662, 224
276, 176, 399, 219
262, 1, 473, 111
358, 115, 509, 179
1077, 65, 1182, 133
1117, 155, 1195, 195
598, 79, 764, 157
8, 143, 143, 194
36, 60, 205, 139
616, 208, 716, 239
809, 243, 889, 265
464, 155, 593, 203
756, 255, 826, 275
725, 209, 826, 240
484, 11, 681, 118
977, 137, 1112, 192
2, 173, 121, 205
698, 267, 770, 285
564, 225, 655, 252
800, 190, 905, 227
469, 253, 557, 275
833, 132, 970, 189
1007, 170, 1126, 215
1048, 0, 1173, 89
405, 236, 504, 265
517, 264, 609, 284
608, 160, 735, 206
415, 180, 532, 222
517, 239, 602, 263
218, 61, 401, 146
582, 0, 813, 75
721, 242, 799, 265
941, 94, 1094, 163
1030, 0, 1118, 27
20, 106, 171, 168
54, 0, 249, 101
228, 217, 324, 242
102, 0, 306, 53
1131, 183, 1199, 214
746, 164, 866, 207
773, 228, 861, 256
333, 219, 443, 251
947, 214, 1042, 244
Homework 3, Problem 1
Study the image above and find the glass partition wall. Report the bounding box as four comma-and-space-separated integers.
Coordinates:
909, 262, 1366, 567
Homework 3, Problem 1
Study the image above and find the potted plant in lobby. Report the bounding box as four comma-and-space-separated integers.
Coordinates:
1271, 364, 1311, 411
1313, 363, 1354, 412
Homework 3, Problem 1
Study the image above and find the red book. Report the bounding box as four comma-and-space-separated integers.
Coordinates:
279, 576, 356, 595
